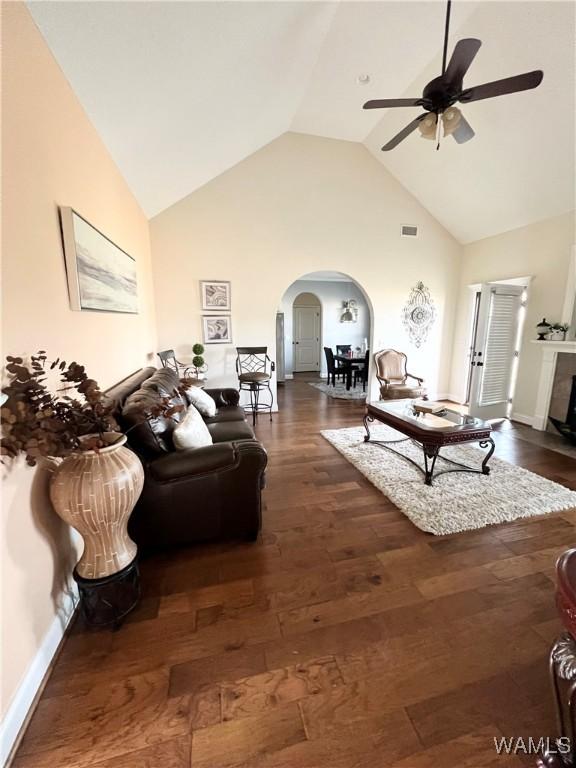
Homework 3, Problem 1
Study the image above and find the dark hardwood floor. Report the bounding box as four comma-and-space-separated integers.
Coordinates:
12, 376, 576, 767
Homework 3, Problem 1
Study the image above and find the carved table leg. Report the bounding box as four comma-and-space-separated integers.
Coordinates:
541, 632, 576, 766
480, 437, 496, 475
422, 444, 440, 486
363, 412, 374, 442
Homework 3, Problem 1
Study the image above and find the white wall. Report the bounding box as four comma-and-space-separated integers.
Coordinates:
151, 132, 462, 404
281, 279, 370, 376
449, 211, 575, 422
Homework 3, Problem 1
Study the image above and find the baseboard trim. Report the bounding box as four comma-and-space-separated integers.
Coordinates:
1, 585, 78, 767
284, 374, 294, 380
436, 393, 466, 404
510, 412, 535, 427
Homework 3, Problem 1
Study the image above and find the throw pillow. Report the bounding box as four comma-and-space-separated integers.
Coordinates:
183, 385, 216, 418
172, 405, 213, 450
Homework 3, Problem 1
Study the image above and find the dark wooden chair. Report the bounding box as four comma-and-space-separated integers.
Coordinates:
236, 347, 275, 425
324, 347, 346, 387
353, 350, 370, 392
157, 349, 192, 378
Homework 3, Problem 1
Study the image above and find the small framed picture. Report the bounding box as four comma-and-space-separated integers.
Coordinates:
200, 280, 231, 311
202, 315, 232, 344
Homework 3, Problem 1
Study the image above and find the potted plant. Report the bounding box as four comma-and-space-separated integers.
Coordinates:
191, 342, 208, 380
549, 323, 569, 341
1, 352, 146, 585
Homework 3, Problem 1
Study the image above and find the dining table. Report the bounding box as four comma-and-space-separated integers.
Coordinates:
334, 353, 367, 391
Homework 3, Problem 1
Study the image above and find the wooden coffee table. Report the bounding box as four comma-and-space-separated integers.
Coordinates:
363, 400, 495, 486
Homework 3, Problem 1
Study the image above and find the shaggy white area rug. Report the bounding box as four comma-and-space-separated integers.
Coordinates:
309, 381, 367, 401
321, 424, 576, 535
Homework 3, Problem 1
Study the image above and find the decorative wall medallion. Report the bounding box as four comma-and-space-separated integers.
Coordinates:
402, 281, 436, 348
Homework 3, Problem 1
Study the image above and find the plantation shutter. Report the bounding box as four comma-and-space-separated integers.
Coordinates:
469, 284, 524, 420
479, 291, 521, 405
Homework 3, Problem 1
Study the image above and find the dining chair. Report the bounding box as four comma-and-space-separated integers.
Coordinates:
324, 347, 345, 386
157, 349, 193, 378
336, 345, 352, 356
353, 350, 370, 392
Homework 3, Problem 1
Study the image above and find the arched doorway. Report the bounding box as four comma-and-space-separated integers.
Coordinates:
277, 270, 373, 393
292, 292, 321, 373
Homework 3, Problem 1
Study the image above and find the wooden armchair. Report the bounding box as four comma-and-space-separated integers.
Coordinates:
373, 349, 426, 400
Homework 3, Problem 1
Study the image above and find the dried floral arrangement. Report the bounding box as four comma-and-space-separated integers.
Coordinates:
1, 352, 183, 466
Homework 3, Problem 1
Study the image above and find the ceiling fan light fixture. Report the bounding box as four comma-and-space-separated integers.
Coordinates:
364, 0, 543, 152
419, 114, 438, 140
442, 106, 463, 136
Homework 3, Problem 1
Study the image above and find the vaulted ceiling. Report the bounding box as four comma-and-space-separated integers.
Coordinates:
28, 1, 575, 243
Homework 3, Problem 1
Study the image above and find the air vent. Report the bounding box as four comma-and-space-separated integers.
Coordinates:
401, 224, 418, 237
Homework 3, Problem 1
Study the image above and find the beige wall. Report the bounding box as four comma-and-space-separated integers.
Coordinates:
1, 2, 156, 725
449, 211, 575, 419
151, 132, 462, 403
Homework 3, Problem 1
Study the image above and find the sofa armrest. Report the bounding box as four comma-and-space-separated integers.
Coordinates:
204, 388, 240, 407
150, 443, 236, 481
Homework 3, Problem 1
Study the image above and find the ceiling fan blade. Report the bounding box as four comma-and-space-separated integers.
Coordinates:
381, 114, 426, 151
452, 114, 475, 144
459, 70, 543, 103
363, 98, 422, 110
443, 38, 482, 87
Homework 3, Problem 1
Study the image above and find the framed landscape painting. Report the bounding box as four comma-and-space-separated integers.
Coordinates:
60, 207, 138, 313
202, 315, 232, 344
200, 280, 231, 311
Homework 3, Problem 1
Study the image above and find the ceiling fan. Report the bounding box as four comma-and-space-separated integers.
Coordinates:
363, 0, 543, 151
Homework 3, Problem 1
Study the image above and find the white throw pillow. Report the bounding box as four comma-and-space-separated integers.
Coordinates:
183, 386, 216, 418
172, 405, 213, 450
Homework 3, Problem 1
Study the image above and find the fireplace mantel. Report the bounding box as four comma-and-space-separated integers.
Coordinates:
531, 340, 576, 430
531, 340, 576, 354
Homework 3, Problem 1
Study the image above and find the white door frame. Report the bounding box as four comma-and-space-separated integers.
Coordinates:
293, 302, 321, 372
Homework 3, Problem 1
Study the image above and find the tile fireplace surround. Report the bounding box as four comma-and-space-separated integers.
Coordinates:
532, 340, 576, 430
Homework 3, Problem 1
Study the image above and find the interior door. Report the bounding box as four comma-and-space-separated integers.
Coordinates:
293, 306, 320, 372
468, 283, 525, 420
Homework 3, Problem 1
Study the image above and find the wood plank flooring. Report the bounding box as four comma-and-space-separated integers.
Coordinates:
12, 376, 576, 767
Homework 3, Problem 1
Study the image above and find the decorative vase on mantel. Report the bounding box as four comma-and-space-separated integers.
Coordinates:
536, 318, 551, 341
49, 432, 144, 580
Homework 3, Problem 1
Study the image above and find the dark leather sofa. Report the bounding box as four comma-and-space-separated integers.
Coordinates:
105, 367, 267, 550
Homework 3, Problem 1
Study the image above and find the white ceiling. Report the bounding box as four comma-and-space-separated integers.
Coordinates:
28, 1, 575, 243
